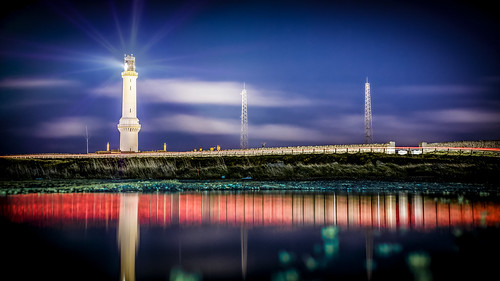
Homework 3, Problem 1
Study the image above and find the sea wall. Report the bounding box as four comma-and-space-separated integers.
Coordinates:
243, 142, 397, 155
6, 142, 397, 159
1, 153, 498, 183
421, 140, 500, 148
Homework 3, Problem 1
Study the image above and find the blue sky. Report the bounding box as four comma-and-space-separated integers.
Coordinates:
1, 0, 499, 154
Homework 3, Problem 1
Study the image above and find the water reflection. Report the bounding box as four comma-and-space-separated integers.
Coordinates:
1, 191, 499, 281
241, 227, 248, 280
118, 194, 139, 281
3, 192, 500, 229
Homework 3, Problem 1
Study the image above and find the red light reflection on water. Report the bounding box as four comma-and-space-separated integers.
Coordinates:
1, 193, 499, 229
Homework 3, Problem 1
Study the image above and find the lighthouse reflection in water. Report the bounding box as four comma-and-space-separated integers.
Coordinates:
2, 190, 500, 280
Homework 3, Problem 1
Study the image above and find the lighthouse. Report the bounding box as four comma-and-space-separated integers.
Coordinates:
118, 54, 141, 152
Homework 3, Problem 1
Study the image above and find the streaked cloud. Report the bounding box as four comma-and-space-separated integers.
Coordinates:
415, 108, 500, 124
0, 77, 79, 89
252, 124, 324, 141
146, 114, 239, 135
91, 78, 313, 107
35, 117, 107, 138
381, 84, 487, 95
146, 114, 326, 142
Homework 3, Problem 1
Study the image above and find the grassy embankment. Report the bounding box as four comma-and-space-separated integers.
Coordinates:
0, 153, 499, 184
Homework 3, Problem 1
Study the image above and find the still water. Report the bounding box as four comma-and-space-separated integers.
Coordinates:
1, 181, 499, 281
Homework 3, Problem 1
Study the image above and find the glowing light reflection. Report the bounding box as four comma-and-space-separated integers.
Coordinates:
3, 192, 499, 229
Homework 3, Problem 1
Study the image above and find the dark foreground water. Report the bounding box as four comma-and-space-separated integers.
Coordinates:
0, 181, 499, 281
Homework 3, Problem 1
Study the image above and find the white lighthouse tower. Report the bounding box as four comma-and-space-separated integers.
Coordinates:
118, 54, 141, 152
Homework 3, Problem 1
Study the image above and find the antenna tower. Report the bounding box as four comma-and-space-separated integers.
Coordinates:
85, 125, 90, 154
364, 78, 373, 144
240, 83, 248, 149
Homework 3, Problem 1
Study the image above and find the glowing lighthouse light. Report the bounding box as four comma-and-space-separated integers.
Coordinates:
117, 54, 141, 152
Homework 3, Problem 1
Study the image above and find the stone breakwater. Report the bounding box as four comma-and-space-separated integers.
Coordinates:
420, 140, 500, 148
0, 153, 499, 183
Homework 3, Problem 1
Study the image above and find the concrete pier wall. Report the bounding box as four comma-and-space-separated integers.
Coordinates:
420, 140, 500, 148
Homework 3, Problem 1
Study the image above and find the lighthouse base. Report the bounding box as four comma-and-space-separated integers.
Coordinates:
118, 119, 141, 152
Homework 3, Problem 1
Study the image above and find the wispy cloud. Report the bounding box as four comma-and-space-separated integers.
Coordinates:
0, 77, 79, 89
146, 114, 327, 142
146, 114, 239, 135
381, 84, 487, 95
415, 108, 500, 124
34, 117, 107, 138
252, 124, 324, 141
356, 109, 500, 144
91, 78, 313, 107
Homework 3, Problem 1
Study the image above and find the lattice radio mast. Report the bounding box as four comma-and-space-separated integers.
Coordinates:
85, 125, 90, 154
240, 83, 248, 149
364, 78, 373, 144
